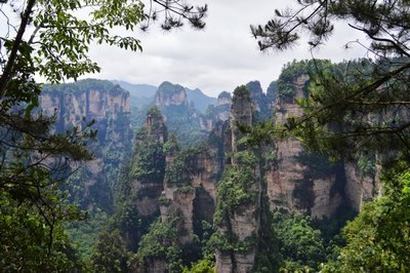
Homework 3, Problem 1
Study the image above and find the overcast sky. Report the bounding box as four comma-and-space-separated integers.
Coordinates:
85, 1, 369, 97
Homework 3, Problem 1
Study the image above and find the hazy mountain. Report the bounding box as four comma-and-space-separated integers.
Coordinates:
114, 80, 217, 114
186, 87, 217, 113
111, 80, 157, 98
154, 81, 209, 146
111, 80, 156, 113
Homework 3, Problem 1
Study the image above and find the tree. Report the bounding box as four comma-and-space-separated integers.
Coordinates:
321, 167, 410, 272
251, 0, 410, 53
273, 212, 326, 272
250, 3, 410, 271
0, 0, 207, 270
141, 0, 207, 31
0, 191, 85, 272
251, 0, 410, 160
91, 230, 130, 273
182, 259, 216, 273
137, 217, 183, 273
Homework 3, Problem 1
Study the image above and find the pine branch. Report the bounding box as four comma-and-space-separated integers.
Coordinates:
0, 0, 37, 98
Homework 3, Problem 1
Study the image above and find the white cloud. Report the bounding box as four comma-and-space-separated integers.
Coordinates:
84, 0, 369, 97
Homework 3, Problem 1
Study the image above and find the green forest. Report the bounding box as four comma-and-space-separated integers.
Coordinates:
1, 0, 410, 273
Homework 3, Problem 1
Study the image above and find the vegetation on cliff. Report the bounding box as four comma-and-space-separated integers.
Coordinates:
214, 151, 259, 225
165, 146, 206, 186
137, 216, 183, 273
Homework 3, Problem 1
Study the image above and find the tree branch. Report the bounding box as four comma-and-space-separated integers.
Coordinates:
0, 0, 37, 98
348, 23, 410, 58
288, 62, 410, 130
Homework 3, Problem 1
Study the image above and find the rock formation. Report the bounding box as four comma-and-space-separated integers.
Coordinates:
218, 91, 232, 106
118, 107, 168, 250
40, 79, 132, 212
155, 82, 188, 108
215, 86, 264, 273
344, 162, 380, 211
186, 87, 218, 113
266, 73, 379, 218
153, 81, 211, 146
213, 73, 380, 272
245, 81, 271, 120
131, 112, 223, 273
132, 76, 381, 273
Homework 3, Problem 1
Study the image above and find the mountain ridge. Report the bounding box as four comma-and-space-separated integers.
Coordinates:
113, 80, 218, 114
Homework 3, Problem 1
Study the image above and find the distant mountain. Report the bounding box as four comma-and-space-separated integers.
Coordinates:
111, 80, 156, 112
111, 80, 157, 98
154, 81, 208, 146
114, 80, 217, 114
186, 87, 217, 113
155, 81, 188, 107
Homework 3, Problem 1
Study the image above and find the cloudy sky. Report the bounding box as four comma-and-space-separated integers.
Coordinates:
85, 0, 369, 97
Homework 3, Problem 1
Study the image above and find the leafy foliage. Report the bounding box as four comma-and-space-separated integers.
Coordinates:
165, 146, 206, 186
273, 212, 326, 271
131, 138, 166, 183
65, 209, 110, 259
322, 166, 410, 272
138, 217, 183, 273
0, 0, 206, 270
0, 191, 84, 272
213, 151, 258, 225
182, 258, 216, 273
91, 230, 129, 273
126, 106, 166, 187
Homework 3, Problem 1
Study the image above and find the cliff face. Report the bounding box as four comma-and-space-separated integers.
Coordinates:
213, 73, 381, 273
154, 82, 217, 113
245, 81, 271, 121
218, 91, 232, 106
152, 82, 235, 146
266, 75, 335, 216
119, 107, 168, 250
199, 91, 232, 134
131, 112, 223, 273
155, 81, 188, 108
230, 87, 254, 155
42, 81, 129, 120
266, 81, 277, 112
344, 162, 380, 211
213, 91, 232, 122
265, 74, 379, 217
215, 86, 263, 273
159, 138, 221, 247
186, 87, 218, 113
41, 79, 132, 212
130, 107, 167, 218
